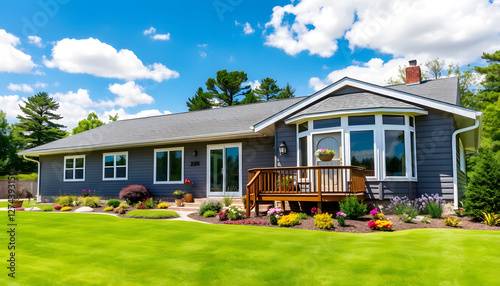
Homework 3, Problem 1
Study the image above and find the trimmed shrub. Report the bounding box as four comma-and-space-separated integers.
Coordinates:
40, 206, 54, 211
339, 195, 367, 219
278, 212, 301, 227
54, 196, 78, 207
314, 213, 334, 230
126, 210, 179, 219
60, 206, 72, 211
297, 212, 308, 220
81, 196, 100, 208
119, 185, 151, 205
54, 205, 62, 210
198, 200, 223, 216
443, 217, 461, 227
119, 203, 129, 209
158, 203, 170, 209
203, 210, 217, 217
106, 199, 121, 208
103, 207, 114, 212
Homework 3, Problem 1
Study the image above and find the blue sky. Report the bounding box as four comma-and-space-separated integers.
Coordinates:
1, 0, 499, 130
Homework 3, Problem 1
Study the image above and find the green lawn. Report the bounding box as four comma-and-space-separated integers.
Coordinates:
0, 201, 39, 208
1, 212, 499, 285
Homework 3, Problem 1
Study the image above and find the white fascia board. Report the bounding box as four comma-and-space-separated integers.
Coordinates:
254, 77, 478, 132
285, 108, 428, 124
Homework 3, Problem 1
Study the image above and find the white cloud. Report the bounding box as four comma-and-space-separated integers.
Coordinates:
51, 89, 99, 129
199, 51, 207, 58
8, 83, 34, 93
102, 108, 171, 121
309, 58, 410, 90
28, 35, 43, 48
235, 21, 255, 35
34, 82, 48, 88
44, 37, 179, 82
108, 81, 154, 108
143, 27, 156, 35
265, 0, 500, 62
198, 44, 208, 48
152, 33, 170, 41
0, 29, 35, 73
244, 80, 260, 90
0, 95, 22, 120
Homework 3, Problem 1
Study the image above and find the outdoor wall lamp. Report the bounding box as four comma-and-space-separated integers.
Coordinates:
193, 150, 198, 156
279, 141, 287, 155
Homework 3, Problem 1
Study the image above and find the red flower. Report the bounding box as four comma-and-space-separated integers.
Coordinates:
368, 220, 377, 229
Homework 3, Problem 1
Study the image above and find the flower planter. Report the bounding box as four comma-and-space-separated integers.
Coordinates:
12, 200, 23, 208
184, 193, 193, 203
175, 199, 184, 207
318, 153, 334, 161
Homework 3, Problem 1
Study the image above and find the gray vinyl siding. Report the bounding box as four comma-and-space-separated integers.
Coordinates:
275, 120, 297, 167
366, 181, 417, 200
415, 108, 454, 200
39, 137, 274, 200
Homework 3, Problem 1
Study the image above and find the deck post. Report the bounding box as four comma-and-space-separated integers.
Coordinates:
317, 169, 322, 214
245, 187, 251, 217
255, 201, 260, 217
317, 201, 322, 214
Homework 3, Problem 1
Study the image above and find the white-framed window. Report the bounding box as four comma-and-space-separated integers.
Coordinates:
64, 155, 85, 182
295, 113, 417, 181
154, 147, 184, 184
103, 152, 128, 180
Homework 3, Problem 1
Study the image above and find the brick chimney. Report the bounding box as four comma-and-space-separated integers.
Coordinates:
405, 60, 421, 85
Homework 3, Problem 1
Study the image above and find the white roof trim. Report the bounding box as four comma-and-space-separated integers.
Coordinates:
254, 77, 478, 132
285, 108, 428, 124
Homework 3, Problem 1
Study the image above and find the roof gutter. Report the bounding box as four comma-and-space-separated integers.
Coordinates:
452, 116, 481, 209
23, 155, 40, 203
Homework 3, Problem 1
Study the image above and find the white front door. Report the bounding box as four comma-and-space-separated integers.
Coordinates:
207, 143, 242, 197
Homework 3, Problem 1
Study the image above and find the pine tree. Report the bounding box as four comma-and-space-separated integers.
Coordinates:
15, 92, 66, 149
186, 87, 214, 111
72, 112, 105, 135
205, 70, 250, 106
254, 77, 281, 101
276, 83, 296, 99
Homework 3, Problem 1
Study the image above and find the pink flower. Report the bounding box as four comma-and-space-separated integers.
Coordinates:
368, 220, 377, 229
370, 208, 379, 215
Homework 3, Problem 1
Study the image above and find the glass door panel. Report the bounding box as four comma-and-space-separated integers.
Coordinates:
208, 144, 241, 196
209, 149, 223, 194
225, 147, 240, 194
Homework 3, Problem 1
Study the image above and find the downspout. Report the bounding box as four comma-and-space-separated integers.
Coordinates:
23, 155, 40, 203
452, 117, 480, 209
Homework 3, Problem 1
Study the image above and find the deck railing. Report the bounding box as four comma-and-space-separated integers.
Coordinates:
246, 166, 366, 216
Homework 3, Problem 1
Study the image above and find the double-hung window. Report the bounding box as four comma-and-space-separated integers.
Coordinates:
103, 152, 128, 180
64, 155, 85, 182
154, 148, 184, 183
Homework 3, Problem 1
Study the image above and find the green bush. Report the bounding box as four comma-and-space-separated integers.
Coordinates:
226, 206, 245, 220
203, 210, 217, 218
54, 196, 78, 207
421, 217, 431, 224
481, 212, 500, 226
81, 196, 100, 208
198, 200, 223, 216
463, 146, 500, 218
278, 212, 301, 227
142, 197, 155, 209
119, 203, 129, 209
221, 196, 234, 207
425, 202, 443, 218
40, 205, 54, 211
339, 195, 367, 219
443, 217, 461, 227
106, 199, 121, 208
126, 210, 179, 219
314, 213, 334, 230
297, 212, 308, 220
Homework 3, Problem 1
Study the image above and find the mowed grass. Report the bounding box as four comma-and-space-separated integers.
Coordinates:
1, 212, 499, 286
126, 210, 179, 218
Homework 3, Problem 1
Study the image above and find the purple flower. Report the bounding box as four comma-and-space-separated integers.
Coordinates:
336, 211, 347, 217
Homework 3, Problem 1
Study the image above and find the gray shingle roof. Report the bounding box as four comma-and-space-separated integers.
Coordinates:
20, 97, 304, 155
290, 91, 424, 119
386, 77, 459, 105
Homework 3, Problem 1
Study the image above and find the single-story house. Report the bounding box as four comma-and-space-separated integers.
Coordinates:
19, 61, 482, 211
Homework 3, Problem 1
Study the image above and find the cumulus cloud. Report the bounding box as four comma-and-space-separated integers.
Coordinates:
244, 80, 260, 90
0, 29, 35, 73
28, 35, 43, 47
43, 37, 179, 82
309, 58, 411, 90
143, 27, 156, 35
0, 95, 22, 120
108, 81, 154, 108
265, 0, 500, 62
152, 33, 170, 41
199, 51, 207, 58
102, 108, 172, 121
235, 21, 255, 35
8, 83, 34, 93
198, 43, 208, 48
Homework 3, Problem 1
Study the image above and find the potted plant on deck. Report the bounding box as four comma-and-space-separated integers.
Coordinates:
173, 190, 184, 207
315, 148, 335, 161
183, 179, 193, 203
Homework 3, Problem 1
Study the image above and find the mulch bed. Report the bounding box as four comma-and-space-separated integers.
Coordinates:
188, 213, 500, 233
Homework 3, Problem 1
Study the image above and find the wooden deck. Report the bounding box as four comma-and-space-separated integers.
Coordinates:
245, 166, 367, 217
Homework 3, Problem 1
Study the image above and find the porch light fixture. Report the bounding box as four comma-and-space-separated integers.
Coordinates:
192, 150, 198, 156
279, 141, 287, 155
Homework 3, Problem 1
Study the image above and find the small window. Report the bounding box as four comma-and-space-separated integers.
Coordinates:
411, 131, 416, 177
155, 148, 184, 183
299, 137, 308, 166
103, 152, 128, 180
383, 115, 405, 125
64, 156, 85, 181
348, 115, 375, 126
385, 130, 406, 177
298, 122, 308, 133
409, 116, 414, 127
313, 118, 341, 129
